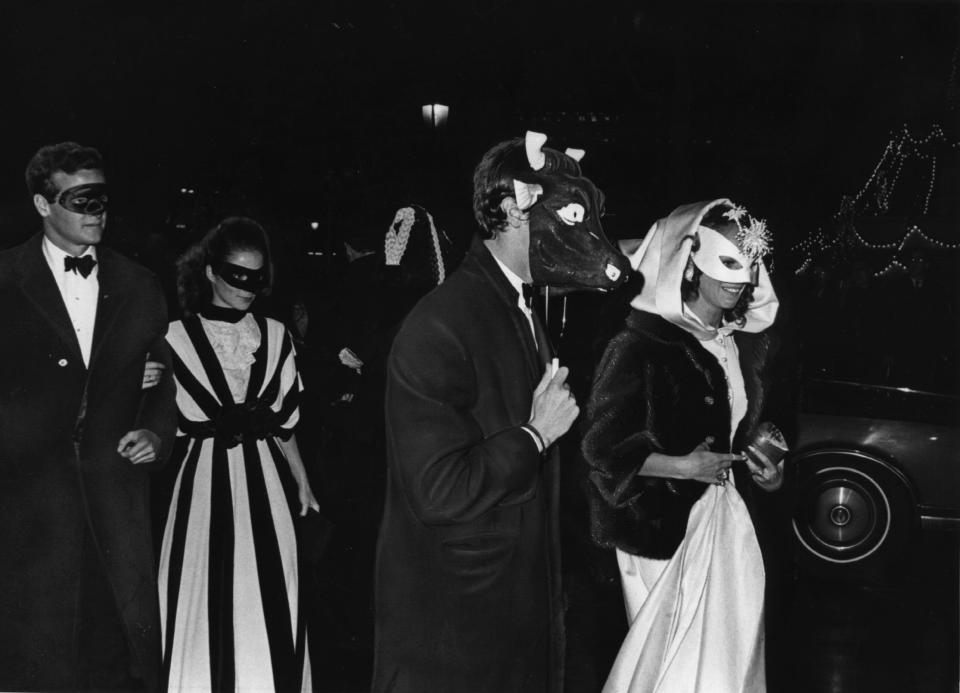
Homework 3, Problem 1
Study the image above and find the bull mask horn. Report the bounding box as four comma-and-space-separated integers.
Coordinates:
525, 131, 548, 171
564, 148, 585, 162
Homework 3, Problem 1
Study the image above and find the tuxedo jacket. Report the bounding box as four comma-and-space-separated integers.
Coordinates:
0, 233, 177, 691
372, 238, 565, 693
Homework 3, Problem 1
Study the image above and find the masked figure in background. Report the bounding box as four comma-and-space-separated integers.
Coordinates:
319, 204, 452, 674
349, 203, 449, 431
373, 133, 628, 693
158, 217, 318, 692
334, 203, 450, 399
582, 200, 789, 692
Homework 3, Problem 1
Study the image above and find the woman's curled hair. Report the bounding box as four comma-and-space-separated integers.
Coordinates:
176, 216, 274, 317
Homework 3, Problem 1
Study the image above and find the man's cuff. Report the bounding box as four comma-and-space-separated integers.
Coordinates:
521, 424, 546, 454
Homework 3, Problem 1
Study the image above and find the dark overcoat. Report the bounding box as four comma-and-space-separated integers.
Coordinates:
581, 309, 785, 560
372, 238, 565, 693
0, 233, 177, 690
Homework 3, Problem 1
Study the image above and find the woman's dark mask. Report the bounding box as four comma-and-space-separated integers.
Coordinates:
214, 261, 267, 292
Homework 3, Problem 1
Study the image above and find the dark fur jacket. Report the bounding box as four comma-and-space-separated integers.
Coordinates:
581, 308, 784, 559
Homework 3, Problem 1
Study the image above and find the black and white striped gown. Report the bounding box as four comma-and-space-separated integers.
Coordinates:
158, 314, 312, 692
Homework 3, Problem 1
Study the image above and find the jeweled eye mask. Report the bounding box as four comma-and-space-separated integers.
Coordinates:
692, 226, 755, 284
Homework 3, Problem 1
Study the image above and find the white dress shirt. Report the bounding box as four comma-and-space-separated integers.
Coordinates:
42, 236, 99, 367
492, 254, 544, 453
492, 254, 537, 346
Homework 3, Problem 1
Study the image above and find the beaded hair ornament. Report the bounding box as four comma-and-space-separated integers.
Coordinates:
722, 204, 773, 264
384, 205, 447, 284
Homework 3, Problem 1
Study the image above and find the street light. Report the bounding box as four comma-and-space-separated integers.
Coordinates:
309, 221, 319, 231
421, 103, 449, 128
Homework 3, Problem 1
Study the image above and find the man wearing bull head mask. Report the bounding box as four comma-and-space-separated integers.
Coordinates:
372, 133, 628, 693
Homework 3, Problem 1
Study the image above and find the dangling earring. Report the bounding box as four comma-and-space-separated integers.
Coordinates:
683, 262, 695, 282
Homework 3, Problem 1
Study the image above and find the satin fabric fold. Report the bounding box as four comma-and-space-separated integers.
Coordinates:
605, 481, 766, 693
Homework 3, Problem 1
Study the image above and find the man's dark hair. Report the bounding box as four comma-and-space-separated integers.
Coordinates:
25, 142, 104, 200
472, 138, 529, 240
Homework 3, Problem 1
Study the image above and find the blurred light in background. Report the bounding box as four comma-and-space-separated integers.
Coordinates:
421, 103, 449, 128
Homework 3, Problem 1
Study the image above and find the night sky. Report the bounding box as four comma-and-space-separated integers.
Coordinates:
1, 0, 957, 248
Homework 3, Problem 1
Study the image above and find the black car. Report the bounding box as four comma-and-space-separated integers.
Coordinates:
789, 373, 960, 580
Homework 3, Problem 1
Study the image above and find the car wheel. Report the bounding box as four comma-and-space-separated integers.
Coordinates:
791, 449, 916, 581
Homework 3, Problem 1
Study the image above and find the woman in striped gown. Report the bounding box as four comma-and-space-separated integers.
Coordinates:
158, 217, 318, 692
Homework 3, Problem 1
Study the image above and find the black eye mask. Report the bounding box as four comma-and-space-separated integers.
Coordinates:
56, 183, 108, 215
214, 261, 267, 292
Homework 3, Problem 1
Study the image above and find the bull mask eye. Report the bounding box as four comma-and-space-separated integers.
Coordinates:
557, 203, 585, 226
720, 256, 743, 270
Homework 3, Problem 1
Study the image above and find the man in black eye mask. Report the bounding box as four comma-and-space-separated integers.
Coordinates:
0, 142, 177, 691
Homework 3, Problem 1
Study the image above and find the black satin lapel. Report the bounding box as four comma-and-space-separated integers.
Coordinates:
88, 255, 131, 371
513, 305, 541, 382
530, 307, 554, 368
18, 242, 84, 364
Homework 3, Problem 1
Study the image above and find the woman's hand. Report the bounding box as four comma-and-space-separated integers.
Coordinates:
297, 480, 321, 517
680, 437, 743, 486
276, 434, 320, 517
745, 444, 784, 491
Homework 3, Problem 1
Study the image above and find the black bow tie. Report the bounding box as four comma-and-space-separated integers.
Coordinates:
521, 284, 536, 308
64, 255, 97, 278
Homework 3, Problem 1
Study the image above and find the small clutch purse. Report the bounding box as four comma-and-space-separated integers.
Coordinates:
748, 421, 789, 465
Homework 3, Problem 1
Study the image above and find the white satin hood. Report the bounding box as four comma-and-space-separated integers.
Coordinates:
626, 198, 778, 340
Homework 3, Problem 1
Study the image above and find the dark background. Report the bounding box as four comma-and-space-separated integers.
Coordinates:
3, 2, 958, 691
1, 0, 957, 249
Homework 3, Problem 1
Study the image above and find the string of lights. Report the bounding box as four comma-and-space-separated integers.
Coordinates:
873, 259, 908, 278
793, 123, 959, 277
798, 220, 960, 253
847, 123, 952, 214
793, 222, 960, 277
922, 156, 936, 215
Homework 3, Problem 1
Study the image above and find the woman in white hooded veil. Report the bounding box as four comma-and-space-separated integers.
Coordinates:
582, 199, 788, 693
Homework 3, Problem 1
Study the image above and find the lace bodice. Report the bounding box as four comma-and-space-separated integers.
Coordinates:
200, 313, 261, 402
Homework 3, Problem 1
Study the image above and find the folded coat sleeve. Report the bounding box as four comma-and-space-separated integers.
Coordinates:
386, 315, 542, 526
581, 332, 669, 509
134, 283, 178, 466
